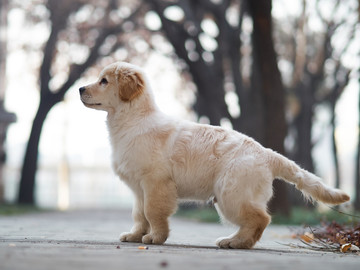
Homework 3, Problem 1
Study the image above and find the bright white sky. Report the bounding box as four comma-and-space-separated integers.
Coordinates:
3, 0, 359, 208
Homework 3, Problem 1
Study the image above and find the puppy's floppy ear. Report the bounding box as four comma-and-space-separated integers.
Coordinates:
117, 67, 145, 102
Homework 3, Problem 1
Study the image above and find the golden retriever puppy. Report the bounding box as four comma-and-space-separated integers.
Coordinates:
79, 62, 350, 249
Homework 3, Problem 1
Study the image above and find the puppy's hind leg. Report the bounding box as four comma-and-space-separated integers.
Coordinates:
214, 163, 273, 249
216, 201, 271, 249
141, 178, 178, 245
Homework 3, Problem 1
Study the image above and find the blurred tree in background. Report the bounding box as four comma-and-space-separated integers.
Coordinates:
17, 0, 145, 204
0, 0, 16, 203
4, 0, 358, 211
354, 0, 360, 210
274, 0, 358, 206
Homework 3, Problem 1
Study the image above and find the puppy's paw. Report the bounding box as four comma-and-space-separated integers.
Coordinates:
216, 237, 254, 249
142, 233, 167, 245
120, 232, 143, 243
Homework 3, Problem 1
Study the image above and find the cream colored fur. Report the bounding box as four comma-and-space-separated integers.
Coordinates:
79, 62, 350, 249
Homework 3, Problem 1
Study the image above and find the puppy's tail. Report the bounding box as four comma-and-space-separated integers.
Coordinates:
269, 151, 350, 205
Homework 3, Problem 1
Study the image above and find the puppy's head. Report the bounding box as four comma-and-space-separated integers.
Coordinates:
79, 62, 145, 112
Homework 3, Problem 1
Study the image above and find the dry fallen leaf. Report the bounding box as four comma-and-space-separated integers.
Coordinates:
340, 243, 352, 253
300, 232, 314, 243
340, 243, 360, 253
295, 222, 360, 253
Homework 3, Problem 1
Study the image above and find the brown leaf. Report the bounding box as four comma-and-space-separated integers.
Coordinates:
300, 232, 314, 243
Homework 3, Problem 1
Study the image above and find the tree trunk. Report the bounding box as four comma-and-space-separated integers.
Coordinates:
355, 73, 360, 210
293, 83, 315, 172
17, 97, 56, 204
247, 0, 289, 215
354, 0, 360, 211
331, 105, 340, 189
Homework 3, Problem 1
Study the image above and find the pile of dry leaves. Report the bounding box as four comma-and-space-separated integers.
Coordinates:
297, 222, 360, 253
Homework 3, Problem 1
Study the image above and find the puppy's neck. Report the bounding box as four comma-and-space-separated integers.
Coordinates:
106, 90, 158, 136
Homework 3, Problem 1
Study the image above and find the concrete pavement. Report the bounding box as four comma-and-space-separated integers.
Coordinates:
0, 209, 359, 270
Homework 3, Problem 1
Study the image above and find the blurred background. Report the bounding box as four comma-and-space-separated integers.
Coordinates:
0, 0, 359, 217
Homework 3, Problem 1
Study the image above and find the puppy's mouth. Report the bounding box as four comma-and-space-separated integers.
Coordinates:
81, 100, 102, 106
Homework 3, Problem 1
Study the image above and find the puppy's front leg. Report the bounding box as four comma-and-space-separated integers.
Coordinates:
142, 178, 177, 245
120, 196, 149, 243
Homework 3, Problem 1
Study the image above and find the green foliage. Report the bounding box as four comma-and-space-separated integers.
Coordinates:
271, 207, 359, 225
175, 206, 359, 225
175, 206, 220, 223
0, 203, 42, 216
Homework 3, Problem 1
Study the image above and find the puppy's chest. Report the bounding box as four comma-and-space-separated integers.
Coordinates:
111, 139, 153, 181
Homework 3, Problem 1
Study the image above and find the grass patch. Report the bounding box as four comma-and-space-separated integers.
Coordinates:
175, 206, 220, 223
0, 203, 42, 216
175, 206, 359, 225
271, 207, 359, 225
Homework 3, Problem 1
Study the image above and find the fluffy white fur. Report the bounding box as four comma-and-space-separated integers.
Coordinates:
79, 62, 350, 249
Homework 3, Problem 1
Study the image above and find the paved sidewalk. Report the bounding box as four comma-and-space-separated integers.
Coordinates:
0, 209, 359, 270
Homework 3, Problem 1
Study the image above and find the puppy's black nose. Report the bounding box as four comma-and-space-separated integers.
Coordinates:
79, 87, 86, 95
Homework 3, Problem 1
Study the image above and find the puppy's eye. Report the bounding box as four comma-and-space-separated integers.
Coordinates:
100, 78, 108, 85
